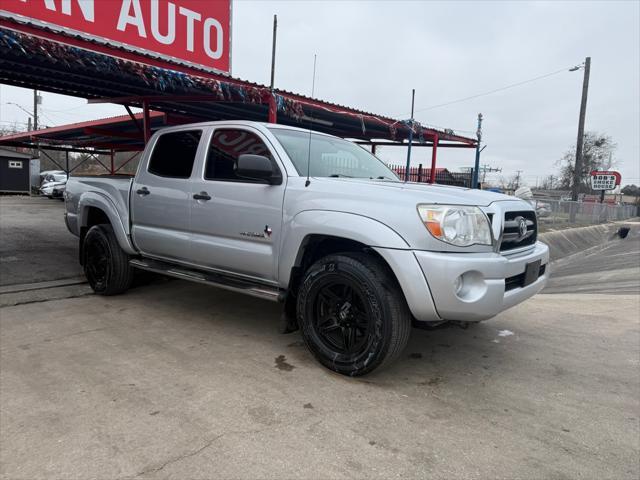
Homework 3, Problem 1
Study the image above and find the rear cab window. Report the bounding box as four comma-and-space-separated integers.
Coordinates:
148, 130, 202, 178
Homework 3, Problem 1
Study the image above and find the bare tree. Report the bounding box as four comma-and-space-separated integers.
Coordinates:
497, 174, 525, 191
539, 175, 559, 190
556, 132, 617, 192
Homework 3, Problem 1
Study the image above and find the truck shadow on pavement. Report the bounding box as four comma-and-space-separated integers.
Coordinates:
123, 279, 520, 390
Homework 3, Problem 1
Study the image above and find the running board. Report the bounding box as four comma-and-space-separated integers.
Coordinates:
129, 258, 283, 302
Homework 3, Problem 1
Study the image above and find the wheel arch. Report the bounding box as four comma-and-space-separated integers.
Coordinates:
280, 211, 411, 305
77, 193, 137, 263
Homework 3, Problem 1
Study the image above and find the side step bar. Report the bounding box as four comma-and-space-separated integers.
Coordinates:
130, 258, 283, 302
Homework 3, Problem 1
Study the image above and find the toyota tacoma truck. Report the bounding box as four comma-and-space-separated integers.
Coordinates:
65, 121, 549, 376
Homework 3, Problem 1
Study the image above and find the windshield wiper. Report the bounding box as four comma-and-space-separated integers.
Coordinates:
328, 173, 353, 178
371, 176, 397, 181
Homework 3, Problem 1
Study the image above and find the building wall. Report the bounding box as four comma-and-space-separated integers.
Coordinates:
0, 156, 31, 193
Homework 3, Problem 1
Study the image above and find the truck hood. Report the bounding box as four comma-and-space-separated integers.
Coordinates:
285, 177, 533, 252
316, 178, 515, 206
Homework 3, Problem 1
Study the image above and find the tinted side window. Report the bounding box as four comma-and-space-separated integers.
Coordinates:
148, 130, 202, 178
205, 129, 274, 181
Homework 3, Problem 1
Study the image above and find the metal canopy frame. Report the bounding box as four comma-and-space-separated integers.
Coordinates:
0, 21, 477, 180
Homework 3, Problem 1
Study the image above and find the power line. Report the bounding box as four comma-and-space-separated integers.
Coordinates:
395, 64, 579, 116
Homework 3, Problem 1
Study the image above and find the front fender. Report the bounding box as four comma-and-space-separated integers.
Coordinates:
78, 192, 137, 255
278, 210, 410, 287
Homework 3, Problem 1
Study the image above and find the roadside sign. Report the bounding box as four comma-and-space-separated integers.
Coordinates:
0, 0, 232, 73
590, 170, 621, 191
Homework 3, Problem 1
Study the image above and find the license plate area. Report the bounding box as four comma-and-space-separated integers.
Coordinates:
523, 259, 542, 287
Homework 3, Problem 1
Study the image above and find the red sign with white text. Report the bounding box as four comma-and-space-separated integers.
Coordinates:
0, 0, 231, 73
590, 170, 621, 191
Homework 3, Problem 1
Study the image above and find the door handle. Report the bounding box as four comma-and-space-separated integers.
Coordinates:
193, 191, 212, 201
136, 187, 150, 196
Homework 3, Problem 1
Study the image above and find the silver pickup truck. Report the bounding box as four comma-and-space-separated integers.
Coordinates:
65, 120, 549, 376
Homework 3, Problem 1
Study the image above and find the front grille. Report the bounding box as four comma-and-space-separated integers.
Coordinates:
505, 264, 546, 291
500, 210, 537, 252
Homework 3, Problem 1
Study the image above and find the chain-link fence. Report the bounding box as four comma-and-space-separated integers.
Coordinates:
532, 198, 637, 228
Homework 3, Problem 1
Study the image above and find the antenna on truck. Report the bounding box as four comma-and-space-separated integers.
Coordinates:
305, 54, 317, 188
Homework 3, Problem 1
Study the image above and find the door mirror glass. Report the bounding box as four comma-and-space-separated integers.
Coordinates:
236, 154, 281, 185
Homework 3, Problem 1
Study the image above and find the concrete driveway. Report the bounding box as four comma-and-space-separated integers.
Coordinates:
1, 197, 639, 479
1, 282, 638, 479
0, 196, 83, 287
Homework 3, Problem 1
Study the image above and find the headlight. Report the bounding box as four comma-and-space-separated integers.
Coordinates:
417, 205, 492, 247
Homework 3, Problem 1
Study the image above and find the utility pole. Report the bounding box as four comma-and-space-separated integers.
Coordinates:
270, 15, 277, 90
33, 89, 39, 131
514, 170, 523, 190
571, 56, 591, 201
472, 113, 483, 188
404, 89, 415, 182
480, 164, 501, 184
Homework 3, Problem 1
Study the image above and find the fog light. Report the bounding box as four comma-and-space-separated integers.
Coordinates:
454, 275, 463, 295
454, 271, 487, 302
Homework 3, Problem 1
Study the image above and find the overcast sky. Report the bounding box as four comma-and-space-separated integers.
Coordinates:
1, 0, 638, 186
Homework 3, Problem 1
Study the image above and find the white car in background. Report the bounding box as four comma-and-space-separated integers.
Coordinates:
40, 172, 68, 200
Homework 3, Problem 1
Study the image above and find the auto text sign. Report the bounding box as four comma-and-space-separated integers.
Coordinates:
1, 0, 231, 73
590, 170, 621, 191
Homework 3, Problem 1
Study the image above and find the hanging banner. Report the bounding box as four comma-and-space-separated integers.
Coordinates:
0, 0, 232, 73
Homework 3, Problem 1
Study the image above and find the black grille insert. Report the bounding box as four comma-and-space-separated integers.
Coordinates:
500, 210, 537, 252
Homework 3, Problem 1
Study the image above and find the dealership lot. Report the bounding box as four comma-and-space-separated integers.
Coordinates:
1, 197, 638, 479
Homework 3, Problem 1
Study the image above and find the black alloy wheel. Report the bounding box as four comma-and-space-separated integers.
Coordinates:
312, 279, 372, 356
82, 224, 133, 295
297, 252, 411, 376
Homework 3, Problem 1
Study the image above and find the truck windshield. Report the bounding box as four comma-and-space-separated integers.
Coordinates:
269, 128, 399, 180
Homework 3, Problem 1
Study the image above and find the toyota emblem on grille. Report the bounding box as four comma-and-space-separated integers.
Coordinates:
517, 217, 528, 238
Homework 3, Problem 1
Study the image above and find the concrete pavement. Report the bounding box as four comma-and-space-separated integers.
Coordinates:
1, 196, 638, 479
0, 196, 83, 287
1, 282, 638, 479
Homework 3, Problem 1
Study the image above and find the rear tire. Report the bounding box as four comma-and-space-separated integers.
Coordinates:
83, 224, 133, 295
297, 252, 411, 376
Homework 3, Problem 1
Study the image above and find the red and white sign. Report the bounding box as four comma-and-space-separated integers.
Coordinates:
590, 170, 621, 191
0, 0, 231, 73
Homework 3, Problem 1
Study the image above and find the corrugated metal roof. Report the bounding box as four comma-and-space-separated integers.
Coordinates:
0, 21, 477, 148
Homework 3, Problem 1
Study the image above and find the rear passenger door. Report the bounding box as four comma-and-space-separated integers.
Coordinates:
131, 129, 203, 261
189, 127, 286, 283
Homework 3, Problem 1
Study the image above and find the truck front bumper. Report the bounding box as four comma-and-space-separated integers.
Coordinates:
374, 241, 549, 323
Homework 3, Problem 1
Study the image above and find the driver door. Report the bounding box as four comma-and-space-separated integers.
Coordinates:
189, 127, 286, 283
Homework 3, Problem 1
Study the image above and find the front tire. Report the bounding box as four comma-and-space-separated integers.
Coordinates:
297, 252, 411, 376
83, 224, 133, 295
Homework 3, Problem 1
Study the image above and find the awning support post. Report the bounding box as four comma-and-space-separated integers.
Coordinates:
429, 134, 439, 184
110, 150, 115, 174
142, 101, 151, 144
268, 94, 277, 123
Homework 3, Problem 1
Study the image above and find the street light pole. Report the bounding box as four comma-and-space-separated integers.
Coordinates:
33, 89, 39, 131
404, 89, 415, 182
270, 15, 277, 90
571, 57, 591, 202
472, 113, 483, 188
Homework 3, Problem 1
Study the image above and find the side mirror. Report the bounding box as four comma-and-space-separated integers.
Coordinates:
236, 154, 282, 185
